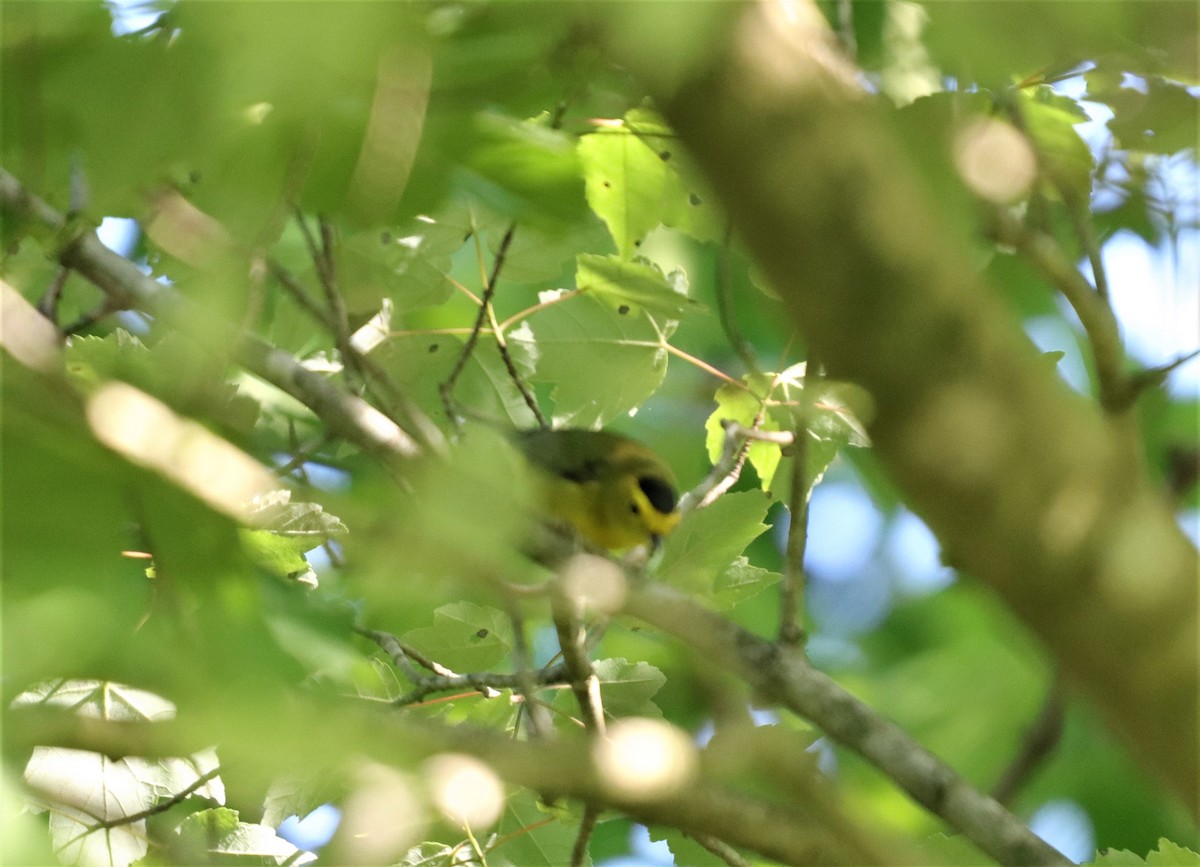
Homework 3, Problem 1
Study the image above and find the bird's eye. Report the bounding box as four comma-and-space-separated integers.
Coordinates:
629, 500, 641, 515
637, 476, 678, 515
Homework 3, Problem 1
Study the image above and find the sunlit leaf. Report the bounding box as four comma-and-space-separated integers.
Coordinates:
516, 291, 669, 428
176, 808, 316, 866
575, 253, 699, 319
1020, 88, 1095, 202
578, 108, 722, 258
659, 491, 772, 594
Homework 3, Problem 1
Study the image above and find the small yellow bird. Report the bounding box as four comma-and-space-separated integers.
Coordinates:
515, 428, 681, 551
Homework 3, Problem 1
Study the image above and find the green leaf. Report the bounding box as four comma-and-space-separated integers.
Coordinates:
575, 252, 699, 318
705, 369, 870, 496
66, 331, 260, 434
458, 112, 587, 226
550, 658, 666, 723
713, 556, 782, 609
1095, 850, 1152, 866
493, 790, 585, 867
243, 532, 315, 584
594, 658, 667, 717
262, 776, 344, 832
515, 291, 669, 428
1092, 839, 1200, 867
17, 682, 224, 867
578, 108, 722, 258
704, 373, 781, 489
402, 602, 514, 672
375, 331, 540, 430
658, 491, 772, 594
177, 808, 316, 865
1106, 78, 1199, 155
397, 842, 456, 866
243, 490, 348, 560
338, 223, 457, 315
1020, 88, 1095, 202
1145, 840, 1200, 865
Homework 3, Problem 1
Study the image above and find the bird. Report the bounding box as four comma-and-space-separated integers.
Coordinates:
514, 428, 680, 551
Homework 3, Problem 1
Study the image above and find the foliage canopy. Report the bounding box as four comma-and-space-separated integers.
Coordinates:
2, 2, 1197, 866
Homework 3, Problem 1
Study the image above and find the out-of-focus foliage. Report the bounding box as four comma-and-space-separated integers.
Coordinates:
2, 1, 1197, 865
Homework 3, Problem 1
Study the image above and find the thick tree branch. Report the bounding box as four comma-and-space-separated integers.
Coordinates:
610, 0, 1198, 812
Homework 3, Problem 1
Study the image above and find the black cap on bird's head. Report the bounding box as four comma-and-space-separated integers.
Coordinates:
637, 475, 679, 517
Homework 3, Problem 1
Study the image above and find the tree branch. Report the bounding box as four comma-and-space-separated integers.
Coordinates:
610, 0, 1198, 812
0, 167, 426, 466
986, 207, 1131, 413
624, 583, 1071, 867
357, 626, 570, 707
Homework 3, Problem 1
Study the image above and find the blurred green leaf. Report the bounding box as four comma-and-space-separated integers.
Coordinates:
1095, 839, 1200, 866
594, 658, 667, 717
458, 112, 586, 226
17, 681, 224, 867
1020, 88, 1096, 201
176, 807, 315, 865
494, 790, 582, 867
1105, 78, 1199, 155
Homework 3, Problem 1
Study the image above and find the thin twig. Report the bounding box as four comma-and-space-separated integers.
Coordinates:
779, 356, 818, 647
692, 834, 752, 867
441, 222, 518, 427
991, 670, 1065, 806
570, 806, 601, 867
662, 342, 744, 387
36, 267, 70, 322
626, 583, 1073, 867
1003, 96, 1110, 302
272, 432, 336, 479
62, 297, 125, 335
678, 420, 792, 515
268, 257, 445, 452
86, 767, 222, 831
1128, 348, 1200, 397
358, 626, 570, 708
485, 295, 547, 428
987, 208, 1130, 412
269, 259, 334, 330
497, 289, 581, 331
551, 586, 606, 735
294, 211, 368, 393
505, 600, 551, 738
1065, 193, 1109, 301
